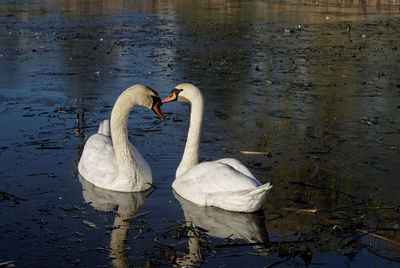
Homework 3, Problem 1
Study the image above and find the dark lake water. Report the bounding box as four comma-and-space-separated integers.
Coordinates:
1, 0, 400, 267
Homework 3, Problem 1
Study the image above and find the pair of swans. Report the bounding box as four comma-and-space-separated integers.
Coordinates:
78, 84, 272, 212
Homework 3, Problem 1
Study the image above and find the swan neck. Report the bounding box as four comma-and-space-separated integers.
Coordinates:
110, 94, 137, 168
177, 93, 203, 177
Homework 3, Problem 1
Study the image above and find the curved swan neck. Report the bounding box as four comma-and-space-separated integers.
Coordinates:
110, 91, 138, 168
176, 91, 204, 177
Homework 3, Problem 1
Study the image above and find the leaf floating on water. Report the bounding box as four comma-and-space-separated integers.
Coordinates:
82, 220, 97, 228
95, 246, 110, 252
54, 108, 74, 114
141, 219, 153, 226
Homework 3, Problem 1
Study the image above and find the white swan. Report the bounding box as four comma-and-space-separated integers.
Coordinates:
162, 83, 272, 212
78, 84, 166, 192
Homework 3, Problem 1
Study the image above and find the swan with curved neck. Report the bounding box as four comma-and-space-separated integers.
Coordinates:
162, 83, 272, 212
78, 84, 165, 192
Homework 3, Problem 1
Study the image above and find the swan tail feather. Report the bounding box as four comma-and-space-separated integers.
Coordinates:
206, 183, 273, 213
98, 119, 111, 136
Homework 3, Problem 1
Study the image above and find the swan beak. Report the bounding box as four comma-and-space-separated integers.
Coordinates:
152, 100, 166, 121
162, 92, 177, 103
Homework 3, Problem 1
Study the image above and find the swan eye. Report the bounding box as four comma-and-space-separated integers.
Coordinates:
173, 88, 183, 94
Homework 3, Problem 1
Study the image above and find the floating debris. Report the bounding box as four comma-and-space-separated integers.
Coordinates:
240, 150, 271, 155
0, 260, 15, 268
82, 220, 97, 229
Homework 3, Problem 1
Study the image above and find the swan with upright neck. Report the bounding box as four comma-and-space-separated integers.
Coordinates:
78, 84, 165, 192
162, 83, 272, 212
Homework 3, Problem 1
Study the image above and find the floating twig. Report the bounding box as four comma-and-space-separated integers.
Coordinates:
283, 208, 319, 214
240, 150, 270, 155
134, 211, 152, 218
82, 220, 97, 228
358, 229, 400, 246
0, 260, 15, 268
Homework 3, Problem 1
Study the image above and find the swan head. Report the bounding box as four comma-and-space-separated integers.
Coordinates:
125, 84, 166, 121
162, 83, 201, 104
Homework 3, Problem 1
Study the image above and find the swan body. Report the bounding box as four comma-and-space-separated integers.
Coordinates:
163, 83, 272, 212
78, 84, 165, 192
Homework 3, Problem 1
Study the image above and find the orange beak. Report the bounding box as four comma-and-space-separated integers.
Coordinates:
162, 92, 178, 103
152, 100, 166, 121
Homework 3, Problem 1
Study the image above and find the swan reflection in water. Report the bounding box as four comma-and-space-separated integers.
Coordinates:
174, 191, 269, 266
79, 175, 150, 268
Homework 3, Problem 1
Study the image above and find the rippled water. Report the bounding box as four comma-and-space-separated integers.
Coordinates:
1, 0, 400, 267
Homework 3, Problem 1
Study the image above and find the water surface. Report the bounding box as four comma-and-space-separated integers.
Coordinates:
1, 0, 400, 267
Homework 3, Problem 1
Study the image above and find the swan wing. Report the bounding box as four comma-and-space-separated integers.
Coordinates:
206, 183, 272, 212
173, 162, 271, 212
78, 133, 118, 184
172, 160, 270, 211
97, 119, 110, 136
175, 161, 261, 194
216, 158, 255, 179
